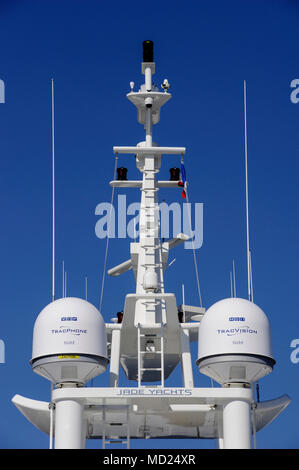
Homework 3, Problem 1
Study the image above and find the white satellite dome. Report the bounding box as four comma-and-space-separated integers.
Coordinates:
197, 297, 275, 385
31, 297, 108, 385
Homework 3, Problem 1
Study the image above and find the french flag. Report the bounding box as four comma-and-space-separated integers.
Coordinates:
178, 161, 187, 199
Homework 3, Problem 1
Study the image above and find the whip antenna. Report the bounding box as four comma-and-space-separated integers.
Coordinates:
232, 259, 237, 297
64, 270, 67, 297
51, 78, 55, 302
249, 249, 254, 302
243, 80, 251, 301
62, 260, 65, 298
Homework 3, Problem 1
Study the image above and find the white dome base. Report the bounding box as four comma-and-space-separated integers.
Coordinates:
197, 353, 275, 385
32, 354, 108, 385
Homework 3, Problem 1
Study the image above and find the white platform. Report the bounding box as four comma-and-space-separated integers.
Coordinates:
12, 389, 290, 440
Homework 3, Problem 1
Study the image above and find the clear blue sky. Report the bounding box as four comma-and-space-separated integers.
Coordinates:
0, 0, 298, 449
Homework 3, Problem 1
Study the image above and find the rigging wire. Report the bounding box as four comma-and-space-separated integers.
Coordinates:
182, 156, 203, 307
99, 154, 119, 313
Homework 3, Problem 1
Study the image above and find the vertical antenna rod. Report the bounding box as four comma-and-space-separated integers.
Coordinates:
249, 249, 254, 302
64, 271, 67, 297
51, 78, 55, 302
62, 260, 65, 298
243, 80, 251, 301
232, 259, 237, 297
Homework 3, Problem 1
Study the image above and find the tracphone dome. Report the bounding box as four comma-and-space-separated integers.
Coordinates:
31, 297, 108, 386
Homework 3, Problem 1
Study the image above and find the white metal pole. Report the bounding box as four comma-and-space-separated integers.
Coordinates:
54, 399, 84, 449
64, 271, 67, 297
230, 271, 233, 298
48, 402, 54, 449
249, 249, 254, 302
218, 437, 224, 449
81, 418, 87, 449
244, 80, 251, 302
223, 399, 252, 449
232, 259, 237, 297
62, 260, 64, 298
51, 78, 55, 303
109, 329, 121, 387
182, 284, 186, 323
180, 328, 194, 388
145, 66, 152, 92
145, 65, 153, 146
252, 402, 257, 449
145, 107, 152, 146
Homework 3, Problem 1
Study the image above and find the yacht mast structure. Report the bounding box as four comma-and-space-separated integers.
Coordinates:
12, 41, 289, 450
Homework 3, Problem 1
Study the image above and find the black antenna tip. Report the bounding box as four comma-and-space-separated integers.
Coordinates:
143, 40, 154, 62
